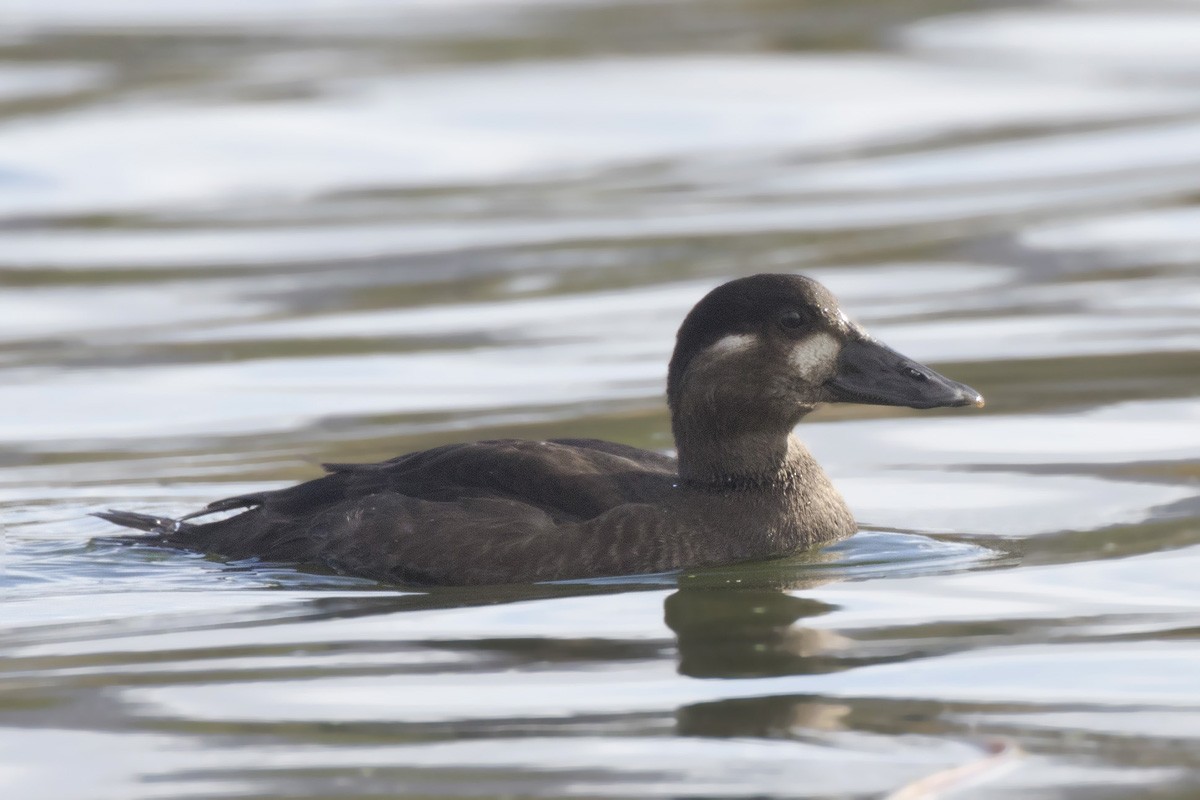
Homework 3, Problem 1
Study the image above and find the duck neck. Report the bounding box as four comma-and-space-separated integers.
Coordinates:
670, 404, 857, 552
672, 412, 810, 490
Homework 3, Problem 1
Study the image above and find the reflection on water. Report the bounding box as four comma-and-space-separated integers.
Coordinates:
3, 0, 1200, 797
666, 588, 845, 679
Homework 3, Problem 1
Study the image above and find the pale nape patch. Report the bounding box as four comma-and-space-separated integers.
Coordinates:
789, 331, 841, 382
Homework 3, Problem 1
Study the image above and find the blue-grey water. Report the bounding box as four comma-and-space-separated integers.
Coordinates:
2, 1, 1200, 797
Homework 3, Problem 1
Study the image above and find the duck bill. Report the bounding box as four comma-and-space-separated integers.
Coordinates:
824, 338, 984, 410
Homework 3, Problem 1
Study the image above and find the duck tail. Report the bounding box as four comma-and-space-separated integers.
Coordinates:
92, 509, 189, 535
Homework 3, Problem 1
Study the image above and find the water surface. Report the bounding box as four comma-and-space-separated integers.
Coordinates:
3, 1, 1200, 797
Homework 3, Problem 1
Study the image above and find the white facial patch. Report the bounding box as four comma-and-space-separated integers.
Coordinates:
706, 333, 757, 358
789, 331, 841, 382
682, 333, 759, 394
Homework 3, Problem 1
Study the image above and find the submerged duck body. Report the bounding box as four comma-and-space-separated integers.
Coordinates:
97, 274, 982, 586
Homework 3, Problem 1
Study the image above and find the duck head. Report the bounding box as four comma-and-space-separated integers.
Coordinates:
667, 274, 982, 478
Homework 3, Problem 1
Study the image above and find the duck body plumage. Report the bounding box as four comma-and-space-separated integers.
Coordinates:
104, 436, 852, 585
96, 274, 982, 586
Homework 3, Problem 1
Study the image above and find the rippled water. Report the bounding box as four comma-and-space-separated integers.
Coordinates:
3, 1, 1200, 797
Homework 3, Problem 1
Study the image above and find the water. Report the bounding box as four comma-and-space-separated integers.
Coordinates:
3, 0, 1200, 797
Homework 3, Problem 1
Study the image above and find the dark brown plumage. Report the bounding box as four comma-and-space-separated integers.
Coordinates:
95, 274, 982, 586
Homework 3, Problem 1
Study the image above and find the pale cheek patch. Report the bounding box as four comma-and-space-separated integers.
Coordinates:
789, 332, 841, 382
706, 333, 758, 359
683, 333, 760, 399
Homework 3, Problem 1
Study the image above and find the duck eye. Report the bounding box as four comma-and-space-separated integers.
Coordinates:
778, 310, 807, 330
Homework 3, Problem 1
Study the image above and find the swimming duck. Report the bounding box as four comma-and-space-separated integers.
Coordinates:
96, 273, 982, 586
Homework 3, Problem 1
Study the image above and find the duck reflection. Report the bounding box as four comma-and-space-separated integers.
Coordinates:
283, 566, 854, 682
677, 695, 851, 739
663, 585, 857, 738
665, 587, 848, 679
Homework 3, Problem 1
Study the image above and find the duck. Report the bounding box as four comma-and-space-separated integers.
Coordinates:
95, 273, 983, 586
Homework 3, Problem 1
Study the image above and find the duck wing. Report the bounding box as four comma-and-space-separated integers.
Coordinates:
102, 439, 684, 584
